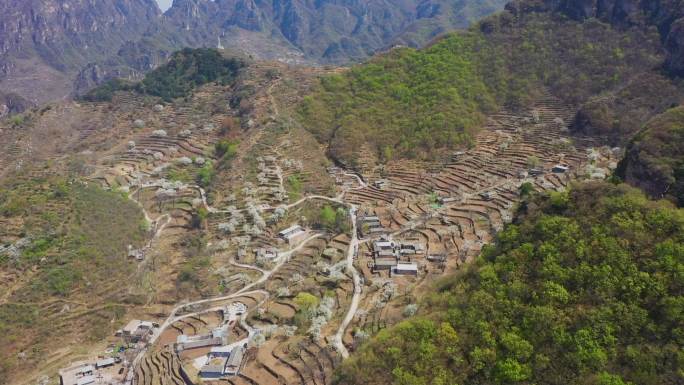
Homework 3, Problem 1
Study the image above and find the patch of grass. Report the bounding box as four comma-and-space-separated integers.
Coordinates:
286, 174, 303, 200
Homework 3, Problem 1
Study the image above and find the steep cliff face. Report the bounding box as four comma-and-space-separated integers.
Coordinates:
665, 17, 684, 76
0, 92, 31, 119
617, 106, 684, 206
0, 0, 161, 103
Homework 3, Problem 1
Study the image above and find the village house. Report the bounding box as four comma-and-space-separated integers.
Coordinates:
175, 327, 225, 352
225, 346, 246, 375
372, 239, 399, 271
528, 168, 544, 176
127, 245, 144, 261
200, 355, 229, 378
373, 179, 389, 189
373, 258, 398, 271
95, 357, 118, 369
117, 319, 156, 343
552, 164, 569, 173
399, 242, 425, 256
278, 224, 308, 245
393, 262, 419, 276
438, 196, 460, 205
357, 215, 387, 238
255, 247, 279, 260
427, 254, 447, 263
59, 363, 95, 385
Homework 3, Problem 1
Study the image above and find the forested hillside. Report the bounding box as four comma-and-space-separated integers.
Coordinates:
83, 48, 247, 102
298, 4, 682, 167
336, 182, 684, 385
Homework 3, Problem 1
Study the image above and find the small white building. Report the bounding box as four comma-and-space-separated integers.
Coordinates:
278, 224, 307, 245
400, 243, 425, 255
552, 164, 569, 173
200, 355, 229, 378
393, 262, 418, 276
95, 357, 117, 369
224, 346, 245, 375
255, 247, 279, 260
119, 319, 155, 342
59, 363, 95, 385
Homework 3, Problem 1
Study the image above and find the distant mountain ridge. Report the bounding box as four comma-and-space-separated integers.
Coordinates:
159, 0, 510, 62
0, 0, 510, 105
0, 0, 161, 104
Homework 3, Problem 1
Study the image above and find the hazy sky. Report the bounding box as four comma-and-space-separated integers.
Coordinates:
156, 0, 173, 12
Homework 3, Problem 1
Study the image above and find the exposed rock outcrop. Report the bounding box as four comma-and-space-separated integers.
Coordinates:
617, 106, 684, 205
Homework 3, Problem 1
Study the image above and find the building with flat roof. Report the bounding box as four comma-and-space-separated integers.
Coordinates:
175, 327, 225, 352
278, 224, 307, 245
59, 363, 95, 385
255, 247, 279, 260
200, 356, 229, 378
95, 357, 117, 369
224, 346, 245, 375
399, 243, 425, 255
373, 258, 398, 271
393, 262, 418, 276
119, 319, 155, 343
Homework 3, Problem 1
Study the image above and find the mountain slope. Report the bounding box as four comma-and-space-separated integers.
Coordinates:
297, 3, 682, 168
336, 182, 684, 385
0, 0, 161, 104
158, 0, 510, 63
0, 0, 510, 104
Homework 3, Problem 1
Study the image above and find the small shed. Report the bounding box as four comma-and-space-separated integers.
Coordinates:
95, 357, 116, 369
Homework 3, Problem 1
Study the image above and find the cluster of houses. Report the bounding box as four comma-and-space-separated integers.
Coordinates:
59, 319, 158, 385
199, 345, 246, 378
59, 359, 122, 385
370, 238, 424, 276
178, 302, 248, 379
